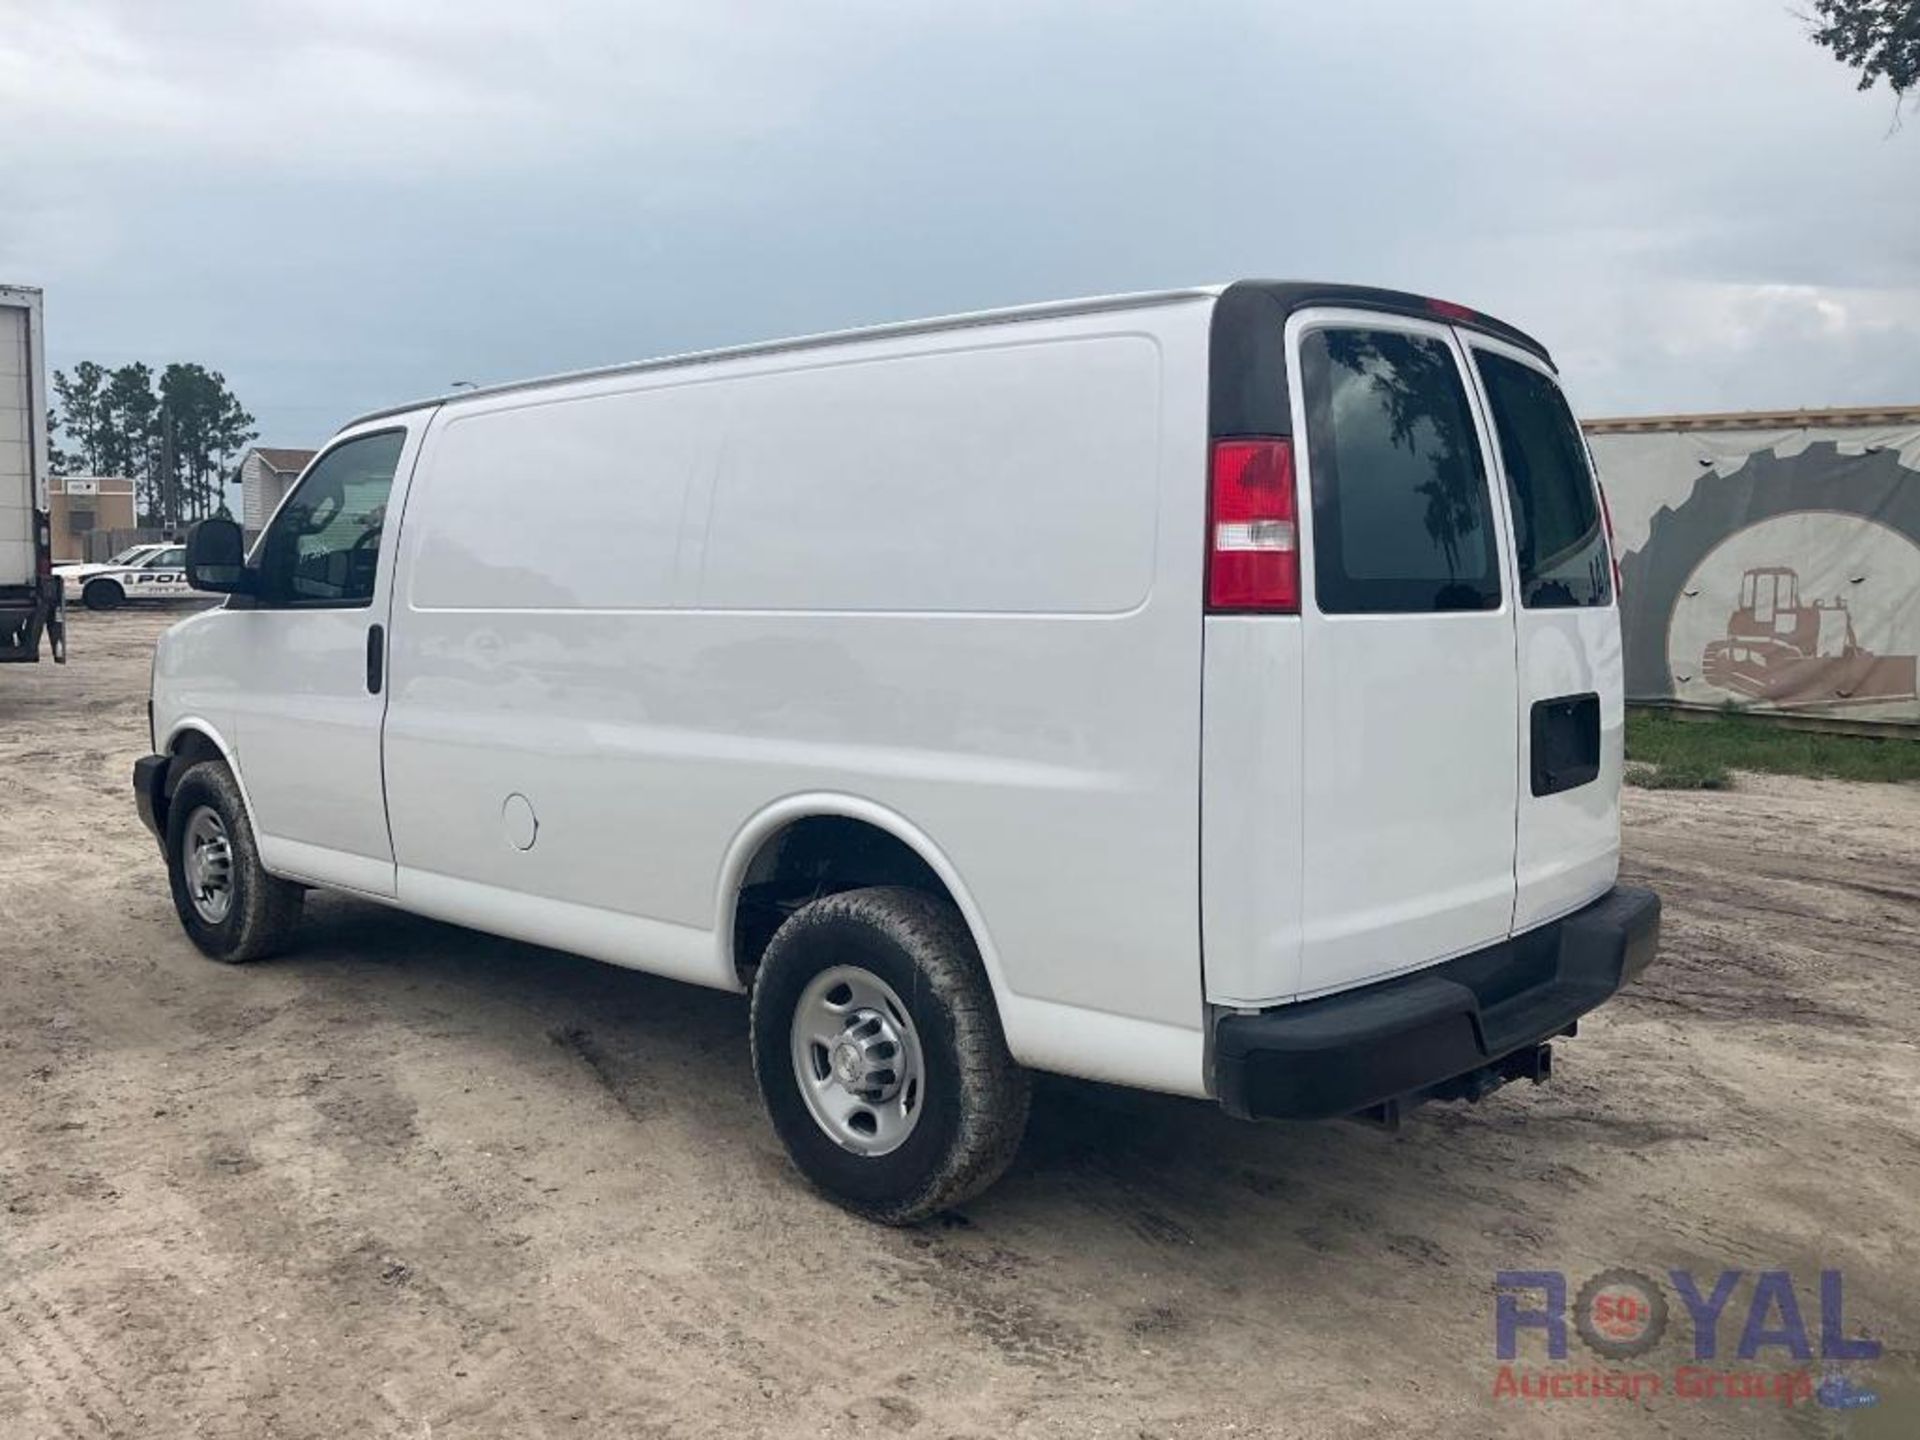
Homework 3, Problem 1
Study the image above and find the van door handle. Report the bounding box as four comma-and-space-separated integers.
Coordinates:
366, 624, 384, 695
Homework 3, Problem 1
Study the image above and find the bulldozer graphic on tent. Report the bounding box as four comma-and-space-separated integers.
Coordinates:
1702, 565, 1918, 707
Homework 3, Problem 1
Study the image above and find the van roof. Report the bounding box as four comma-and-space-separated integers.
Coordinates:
1208, 281, 1554, 442
344, 286, 1214, 428
343, 280, 1552, 430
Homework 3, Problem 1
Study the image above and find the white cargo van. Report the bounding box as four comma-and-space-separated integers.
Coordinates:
137, 282, 1658, 1221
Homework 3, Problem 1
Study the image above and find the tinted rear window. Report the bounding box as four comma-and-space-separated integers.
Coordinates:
1475, 350, 1611, 608
1299, 327, 1500, 614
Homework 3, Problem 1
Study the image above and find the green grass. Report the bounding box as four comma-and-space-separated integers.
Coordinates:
1625, 709, 1920, 788
1625, 755, 1732, 790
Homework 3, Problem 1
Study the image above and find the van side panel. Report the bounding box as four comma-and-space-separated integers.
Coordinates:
1199, 617, 1304, 1007
406, 386, 712, 612
698, 340, 1160, 614
381, 303, 1215, 1096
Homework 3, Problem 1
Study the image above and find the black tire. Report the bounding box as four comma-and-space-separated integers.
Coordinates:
83, 579, 125, 611
164, 760, 303, 963
750, 886, 1030, 1224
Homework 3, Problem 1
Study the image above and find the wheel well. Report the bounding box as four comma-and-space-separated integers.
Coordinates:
161, 729, 227, 823
731, 816, 952, 983
168, 728, 224, 774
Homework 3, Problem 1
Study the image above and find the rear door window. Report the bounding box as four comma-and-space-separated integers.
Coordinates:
1474, 350, 1611, 608
1299, 326, 1501, 614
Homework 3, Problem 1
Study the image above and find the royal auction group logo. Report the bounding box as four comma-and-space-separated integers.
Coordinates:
1492, 1268, 1881, 1409
1573, 1268, 1669, 1360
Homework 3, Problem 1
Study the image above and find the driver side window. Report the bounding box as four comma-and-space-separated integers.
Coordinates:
255, 430, 404, 608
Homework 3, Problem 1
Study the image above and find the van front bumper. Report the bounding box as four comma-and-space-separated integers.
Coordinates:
133, 753, 170, 847
1213, 885, 1660, 1122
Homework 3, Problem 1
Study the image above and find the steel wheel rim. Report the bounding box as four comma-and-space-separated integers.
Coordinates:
182, 805, 234, 925
790, 965, 926, 1156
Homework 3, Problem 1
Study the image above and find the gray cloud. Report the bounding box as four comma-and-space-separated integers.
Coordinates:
2, 0, 1915, 447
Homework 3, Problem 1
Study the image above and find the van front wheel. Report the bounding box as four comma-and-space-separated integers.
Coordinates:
749, 886, 1029, 1224
164, 760, 303, 963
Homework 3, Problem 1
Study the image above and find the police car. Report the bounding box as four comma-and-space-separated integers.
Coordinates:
55, 542, 195, 609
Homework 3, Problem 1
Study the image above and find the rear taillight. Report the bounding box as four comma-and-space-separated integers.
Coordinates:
1208, 437, 1298, 613
1596, 481, 1622, 601
36, 520, 51, 578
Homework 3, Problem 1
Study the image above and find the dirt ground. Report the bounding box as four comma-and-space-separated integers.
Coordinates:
2, 607, 1916, 1439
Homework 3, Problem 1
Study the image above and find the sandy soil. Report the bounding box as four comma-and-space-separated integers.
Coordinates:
2, 606, 1916, 1439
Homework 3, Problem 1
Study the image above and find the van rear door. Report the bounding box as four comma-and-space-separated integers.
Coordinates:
1460, 335, 1622, 931
1288, 309, 1519, 997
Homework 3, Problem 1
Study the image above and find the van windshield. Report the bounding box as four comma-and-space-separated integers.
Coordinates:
1474, 351, 1611, 608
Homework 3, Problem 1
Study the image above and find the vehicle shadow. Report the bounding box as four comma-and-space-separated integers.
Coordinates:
276, 889, 1571, 1273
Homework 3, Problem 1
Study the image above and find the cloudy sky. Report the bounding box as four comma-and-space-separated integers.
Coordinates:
2, 0, 1916, 448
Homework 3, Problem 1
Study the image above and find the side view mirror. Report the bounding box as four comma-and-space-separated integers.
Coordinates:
185, 517, 254, 594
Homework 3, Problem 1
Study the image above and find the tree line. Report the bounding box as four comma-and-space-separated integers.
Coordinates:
49, 362, 257, 529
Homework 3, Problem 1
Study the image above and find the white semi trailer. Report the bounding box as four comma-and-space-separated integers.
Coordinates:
1, 284, 64, 663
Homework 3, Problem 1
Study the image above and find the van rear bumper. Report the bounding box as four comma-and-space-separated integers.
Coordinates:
1213, 885, 1660, 1121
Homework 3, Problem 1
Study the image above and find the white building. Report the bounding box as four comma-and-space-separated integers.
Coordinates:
237, 447, 316, 541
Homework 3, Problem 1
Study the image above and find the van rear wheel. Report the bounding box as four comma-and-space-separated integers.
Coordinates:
749, 886, 1029, 1224
164, 760, 303, 963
